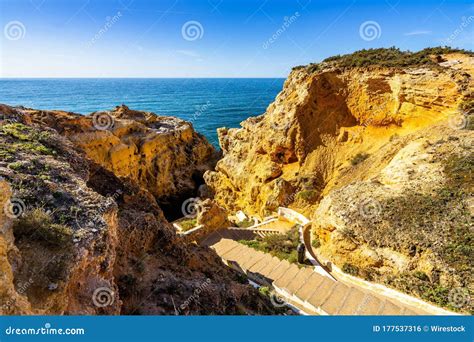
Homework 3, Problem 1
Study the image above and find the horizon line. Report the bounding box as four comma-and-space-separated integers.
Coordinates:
0, 76, 287, 80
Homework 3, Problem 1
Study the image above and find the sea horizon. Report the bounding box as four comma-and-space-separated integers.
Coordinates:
0, 78, 285, 146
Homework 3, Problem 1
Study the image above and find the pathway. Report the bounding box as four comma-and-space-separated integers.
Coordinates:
211, 238, 429, 315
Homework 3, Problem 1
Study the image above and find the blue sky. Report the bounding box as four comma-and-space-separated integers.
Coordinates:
0, 0, 473, 77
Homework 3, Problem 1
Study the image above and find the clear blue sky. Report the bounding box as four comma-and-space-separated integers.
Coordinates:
0, 0, 473, 77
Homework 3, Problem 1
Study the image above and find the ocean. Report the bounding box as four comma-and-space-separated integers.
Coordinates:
0, 78, 285, 146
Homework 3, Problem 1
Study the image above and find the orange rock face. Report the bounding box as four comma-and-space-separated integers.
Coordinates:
0, 105, 276, 315
204, 51, 473, 313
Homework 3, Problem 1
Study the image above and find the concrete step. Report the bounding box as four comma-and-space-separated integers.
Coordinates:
239, 249, 265, 271
274, 264, 301, 289
266, 260, 292, 281
212, 239, 239, 256
307, 277, 337, 309
295, 273, 326, 302
210, 239, 432, 316
285, 267, 314, 295
337, 287, 367, 315
356, 294, 384, 315
249, 253, 275, 274
320, 282, 350, 314
221, 243, 247, 261
379, 300, 403, 315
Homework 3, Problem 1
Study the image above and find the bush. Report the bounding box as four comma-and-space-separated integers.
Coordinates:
179, 218, 197, 231
342, 263, 359, 276
350, 152, 369, 166
236, 218, 255, 228
13, 208, 73, 248
239, 227, 300, 264
311, 237, 321, 248
296, 190, 319, 203
321, 47, 473, 69
259, 286, 271, 296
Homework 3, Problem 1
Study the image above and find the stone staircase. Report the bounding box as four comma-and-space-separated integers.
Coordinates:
211, 238, 429, 315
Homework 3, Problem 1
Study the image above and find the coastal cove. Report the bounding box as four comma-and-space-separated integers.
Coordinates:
0, 78, 285, 146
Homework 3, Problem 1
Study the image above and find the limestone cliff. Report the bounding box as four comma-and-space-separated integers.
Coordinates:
17, 104, 219, 217
204, 48, 473, 313
0, 106, 275, 315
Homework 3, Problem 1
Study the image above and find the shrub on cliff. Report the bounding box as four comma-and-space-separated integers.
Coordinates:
320, 46, 473, 69
13, 208, 73, 248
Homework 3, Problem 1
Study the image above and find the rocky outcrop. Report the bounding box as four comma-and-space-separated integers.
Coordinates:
197, 199, 230, 231
204, 49, 473, 313
0, 106, 276, 315
14, 104, 219, 217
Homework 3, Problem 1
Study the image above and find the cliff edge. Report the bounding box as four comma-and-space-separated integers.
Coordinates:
0, 105, 275, 315
204, 48, 473, 313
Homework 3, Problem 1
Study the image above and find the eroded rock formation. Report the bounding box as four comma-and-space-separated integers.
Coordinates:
205, 49, 473, 313
0, 106, 275, 315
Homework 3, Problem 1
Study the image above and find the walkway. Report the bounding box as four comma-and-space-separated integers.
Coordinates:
211, 238, 428, 315
199, 207, 455, 315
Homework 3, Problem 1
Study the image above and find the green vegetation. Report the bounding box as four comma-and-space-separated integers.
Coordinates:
350, 152, 369, 166
459, 98, 474, 130
363, 152, 474, 313
178, 218, 197, 231
291, 65, 305, 71
311, 237, 321, 249
342, 263, 359, 276
459, 98, 474, 113
239, 227, 300, 264
385, 272, 472, 313
13, 208, 73, 248
322, 47, 473, 68
296, 189, 319, 203
389, 133, 400, 142
236, 218, 255, 228
0, 123, 55, 157
258, 286, 271, 296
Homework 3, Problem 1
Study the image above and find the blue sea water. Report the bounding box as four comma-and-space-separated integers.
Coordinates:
0, 78, 284, 146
